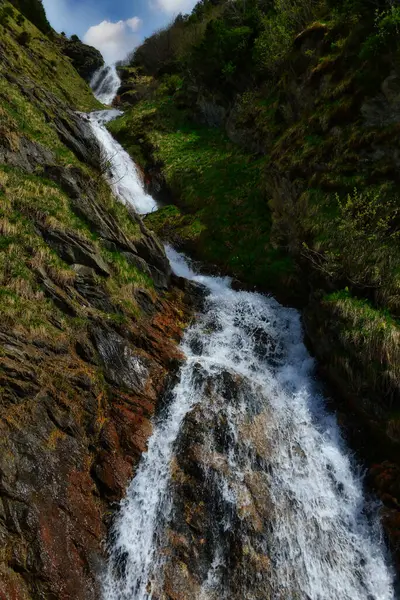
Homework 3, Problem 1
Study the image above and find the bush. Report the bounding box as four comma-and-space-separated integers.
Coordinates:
157, 74, 183, 96
16, 13, 24, 26
17, 30, 31, 46
254, 0, 324, 72
360, 6, 400, 59
306, 187, 400, 312
9, 0, 51, 33
0, 5, 14, 27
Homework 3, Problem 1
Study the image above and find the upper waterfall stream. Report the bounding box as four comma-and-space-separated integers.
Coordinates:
88, 73, 396, 600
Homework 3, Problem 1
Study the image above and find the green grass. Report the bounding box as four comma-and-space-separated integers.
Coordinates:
0, 3, 101, 112
323, 289, 400, 408
108, 96, 296, 296
0, 162, 155, 336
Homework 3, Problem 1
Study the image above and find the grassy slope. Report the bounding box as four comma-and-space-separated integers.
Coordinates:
0, 6, 100, 111
108, 97, 297, 299
0, 3, 156, 343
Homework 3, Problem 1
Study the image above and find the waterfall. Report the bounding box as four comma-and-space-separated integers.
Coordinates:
89, 109, 157, 214
87, 101, 396, 599
91, 65, 122, 105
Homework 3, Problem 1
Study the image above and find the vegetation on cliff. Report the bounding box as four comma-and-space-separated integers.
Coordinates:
111, 0, 400, 424
8, 0, 50, 33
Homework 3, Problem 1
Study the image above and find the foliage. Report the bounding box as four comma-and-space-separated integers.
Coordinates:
127, 0, 323, 97
17, 29, 30, 45
254, 0, 323, 72
0, 4, 14, 26
109, 96, 296, 296
305, 187, 400, 312
360, 5, 400, 59
8, 0, 50, 33
323, 288, 400, 409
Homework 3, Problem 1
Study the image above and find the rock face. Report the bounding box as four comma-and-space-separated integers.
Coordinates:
148, 372, 276, 600
57, 36, 105, 82
0, 297, 189, 600
0, 147, 192, 598
0, 15, 194, 599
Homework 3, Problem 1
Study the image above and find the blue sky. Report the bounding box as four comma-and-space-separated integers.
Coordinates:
42, 0, 198, 63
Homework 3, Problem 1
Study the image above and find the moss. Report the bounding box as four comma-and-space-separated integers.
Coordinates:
109, 96, 297, 297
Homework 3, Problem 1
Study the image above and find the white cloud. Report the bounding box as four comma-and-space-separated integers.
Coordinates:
83, 17, 143, 64
126, 17, 142, 32
151, 0, 197, 14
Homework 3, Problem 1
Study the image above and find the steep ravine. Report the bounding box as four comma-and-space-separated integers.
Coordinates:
90, 71, 397, 599
0, 2, 398, 596
108, 17, 400, 569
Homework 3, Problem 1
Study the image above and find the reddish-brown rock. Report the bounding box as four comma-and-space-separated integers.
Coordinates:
0, 285, 194, 600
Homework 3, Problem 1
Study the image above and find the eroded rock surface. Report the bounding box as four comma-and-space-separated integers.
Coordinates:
0, 52, 194, 600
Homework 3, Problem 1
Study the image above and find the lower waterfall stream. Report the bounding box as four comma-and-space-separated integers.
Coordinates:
87, 75, 396, 600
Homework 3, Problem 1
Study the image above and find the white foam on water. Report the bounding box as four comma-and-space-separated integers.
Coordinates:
88, 109, 157, 215
91, 65, 122, 105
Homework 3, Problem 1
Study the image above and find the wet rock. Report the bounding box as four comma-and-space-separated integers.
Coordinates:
53, 112, 101, 169
171, 275, 207, 311
154, 371, 275, 600
92, 327, 150, 393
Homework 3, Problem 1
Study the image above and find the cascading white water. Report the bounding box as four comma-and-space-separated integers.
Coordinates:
88, 109, 157, 215
87, 100, 396, 600
91, 65, 122, 105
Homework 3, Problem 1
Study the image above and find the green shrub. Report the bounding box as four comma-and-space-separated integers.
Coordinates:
254, 13, 294, 72
157, 74, 183, 96
17, 30, 31, 45
360, 6, 400, 59
9, 0, 51, 33
0, 5, 14, 27
254, 0, 323, 72
306, 186, 400, 312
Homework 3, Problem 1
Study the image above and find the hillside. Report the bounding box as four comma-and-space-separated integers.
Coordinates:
109, 0, 400, 568
0, 3, 194, 598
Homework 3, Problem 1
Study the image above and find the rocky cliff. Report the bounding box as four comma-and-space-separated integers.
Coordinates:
57, 35, 104, 82
0, 4, 194, 598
